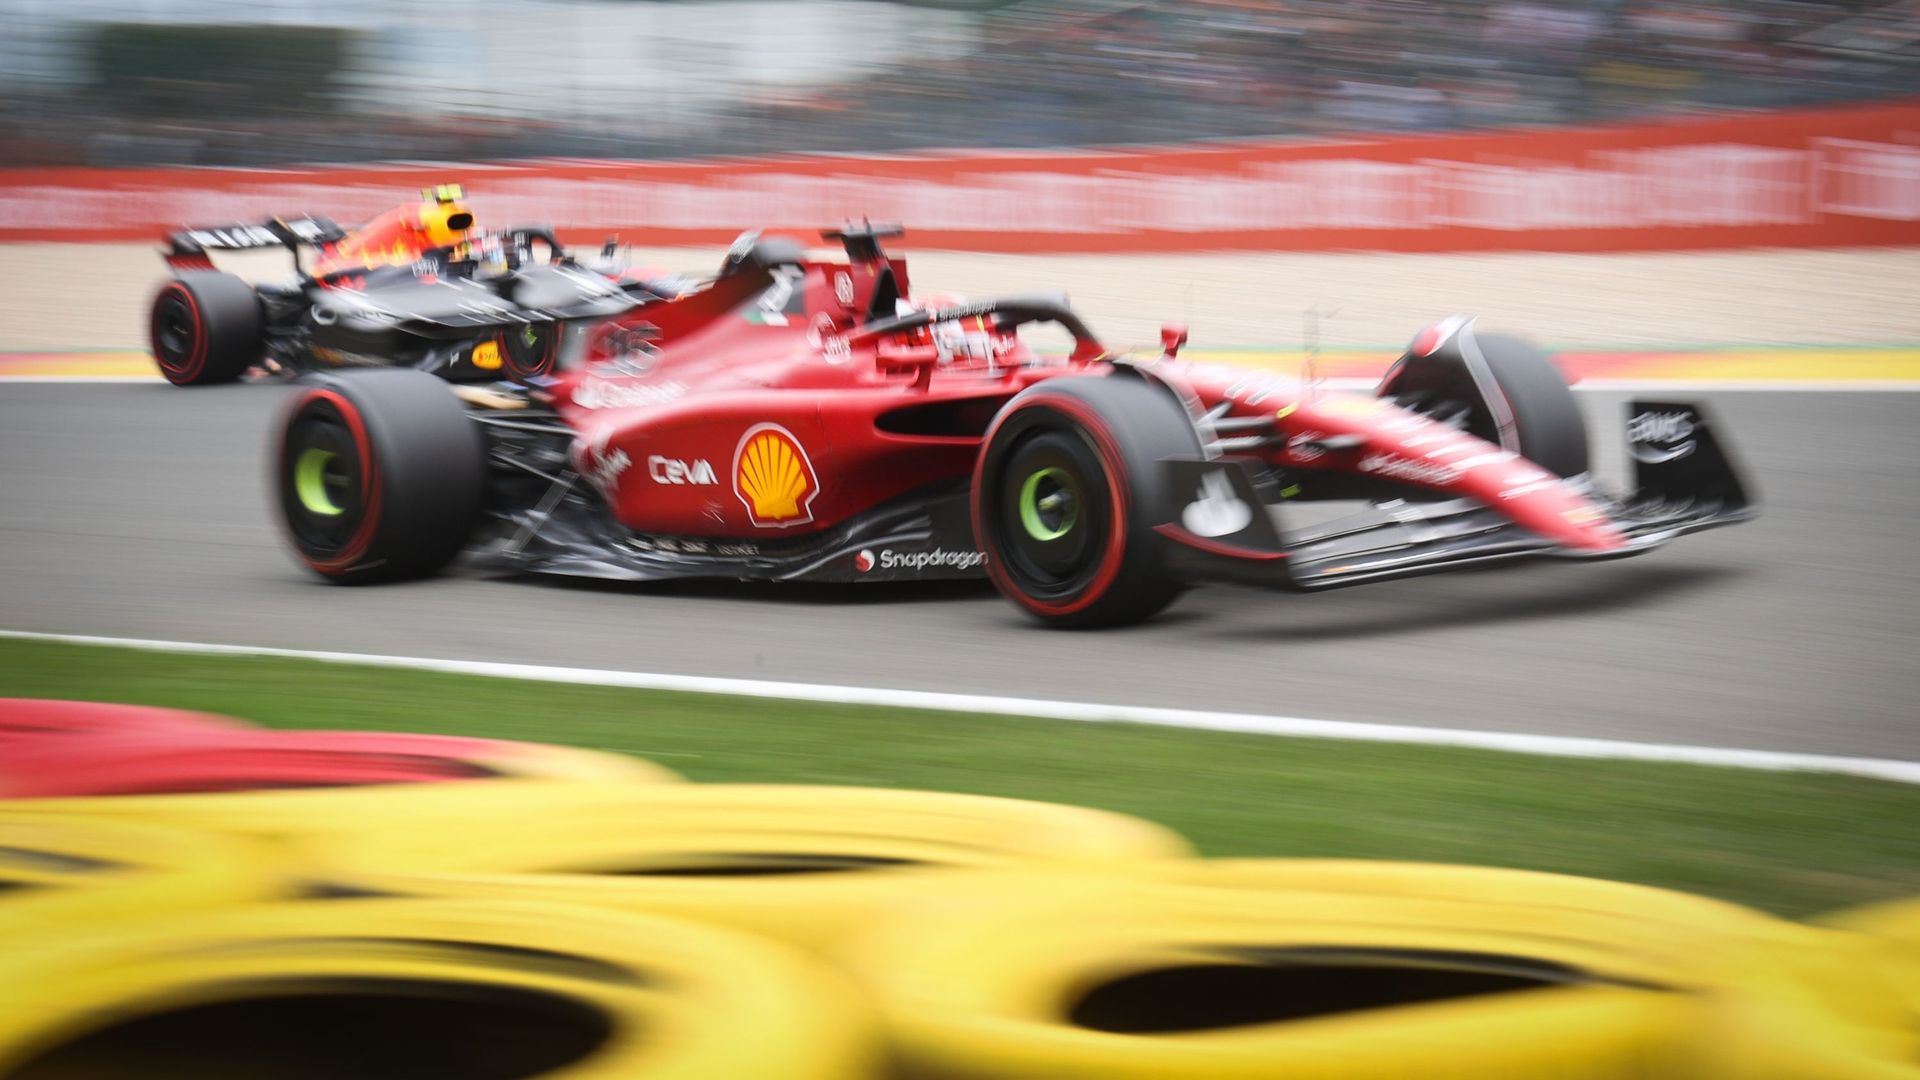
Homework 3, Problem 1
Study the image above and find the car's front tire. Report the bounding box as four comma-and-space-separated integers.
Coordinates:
973, 376, 1202, 629
1472, 332, 1589, 478
275, 369, 486, 583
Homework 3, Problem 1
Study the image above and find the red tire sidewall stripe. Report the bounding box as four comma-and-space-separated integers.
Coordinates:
282, 388, 383, 574
973, 392, 1131, 619
153, 282, 209, 384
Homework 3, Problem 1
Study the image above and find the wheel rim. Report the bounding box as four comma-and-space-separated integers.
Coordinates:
994, 432, 1109, 601
282, 406, 367, 557
1019, 466, 1079, 542
293, 447, 348, 517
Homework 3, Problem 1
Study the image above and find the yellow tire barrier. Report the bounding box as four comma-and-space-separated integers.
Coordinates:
0, 813, 274, 936
1819, 894, 1920, 942
0, 898, 880, 1079
306, 784, 1193, 952
1690, 896, 1920, 1079
838, 860, 1816, 1080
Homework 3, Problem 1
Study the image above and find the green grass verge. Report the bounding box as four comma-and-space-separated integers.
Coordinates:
4, 637, 1917, 918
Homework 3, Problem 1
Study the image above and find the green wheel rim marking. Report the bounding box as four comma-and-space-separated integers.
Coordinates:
294, 447, 345, 517
1019, 466, 1076, 542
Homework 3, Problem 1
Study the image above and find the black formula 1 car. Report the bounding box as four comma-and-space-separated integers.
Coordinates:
148, 186, 682, 387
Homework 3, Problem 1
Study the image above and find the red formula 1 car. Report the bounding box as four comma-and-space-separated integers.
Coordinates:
270, 225, 1754, 628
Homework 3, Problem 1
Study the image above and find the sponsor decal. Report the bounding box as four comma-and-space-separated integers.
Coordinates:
806, 312, 838, 349
733, 423, 820, 527
470, 340, 502, 370
1450, 451, 1518, 470
862, 548, 987, 573
1561, 505, 1608, 527
834, 270, 855, 306
1499, 479, 1559, 500
1181, 469, 1254, 538
752, 265, 806, 324
1358, 453, 1461, 486
648, 455, 717, 486
1285, 432, 1327, 462
1628, 409, 1698, 464
181, 221, 334, 249
1496, 464, 1556, 500
571, 379, 688, 410
626, 536, 760, 557
576, 427, 631, 500
595, 326, 660, 376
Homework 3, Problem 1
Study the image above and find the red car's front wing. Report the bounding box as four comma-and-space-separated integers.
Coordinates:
1155, 399, 1756, 593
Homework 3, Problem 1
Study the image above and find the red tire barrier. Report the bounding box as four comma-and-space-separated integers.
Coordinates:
0, 698, 249, 755
0, 726, 671, 798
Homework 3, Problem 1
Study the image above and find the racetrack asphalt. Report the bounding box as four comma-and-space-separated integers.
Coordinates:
2, 382, 1916, 759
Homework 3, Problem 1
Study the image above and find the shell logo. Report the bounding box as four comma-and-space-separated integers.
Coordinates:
733, 423, 819, 527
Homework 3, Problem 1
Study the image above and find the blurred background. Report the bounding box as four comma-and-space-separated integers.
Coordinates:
1, 0, 1916, 167
3, 3, 1920, 1075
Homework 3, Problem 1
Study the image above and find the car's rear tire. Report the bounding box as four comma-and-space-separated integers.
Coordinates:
1474, 333, 1589, 478
274, 369, 486, 584
973, 376, 1202, 629
149, 272, 263, 386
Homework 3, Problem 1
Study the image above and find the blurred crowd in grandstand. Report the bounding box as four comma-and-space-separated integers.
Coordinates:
1, 0, 1915, 167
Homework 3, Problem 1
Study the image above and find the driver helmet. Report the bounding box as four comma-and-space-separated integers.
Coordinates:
417, 184, 476, 248
909, 294, 993, 362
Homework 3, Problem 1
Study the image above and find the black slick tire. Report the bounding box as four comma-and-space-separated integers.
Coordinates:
149, 272, 263, 386
274, 369, 486, 584
973, 375, 1202, 629
1472, 333, 1590, 478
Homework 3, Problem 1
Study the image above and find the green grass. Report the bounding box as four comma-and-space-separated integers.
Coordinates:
4, 637, 1917, 919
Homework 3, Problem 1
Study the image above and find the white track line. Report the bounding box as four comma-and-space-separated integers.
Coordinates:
5, 630, 1917, 785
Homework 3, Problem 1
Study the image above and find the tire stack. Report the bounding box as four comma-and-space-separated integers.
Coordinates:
1, 696, 1913, 1079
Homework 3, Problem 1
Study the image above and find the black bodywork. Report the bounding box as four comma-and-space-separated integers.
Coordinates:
162, 216, 677, 381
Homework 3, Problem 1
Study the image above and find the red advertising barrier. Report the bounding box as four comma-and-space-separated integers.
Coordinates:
2, 100, 1916, 252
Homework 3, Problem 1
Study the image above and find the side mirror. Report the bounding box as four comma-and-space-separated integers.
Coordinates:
1161, 322, 1190, 359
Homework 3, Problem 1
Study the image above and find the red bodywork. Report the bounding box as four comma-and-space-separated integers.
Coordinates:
538, 235, 1625, 554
